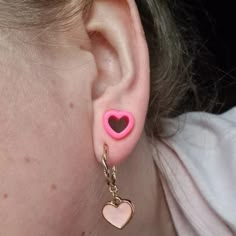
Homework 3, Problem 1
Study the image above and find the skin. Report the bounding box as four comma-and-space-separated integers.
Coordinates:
0, 0, 177, 235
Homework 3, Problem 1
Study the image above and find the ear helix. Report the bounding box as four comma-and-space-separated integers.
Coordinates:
103, 110, 135, 140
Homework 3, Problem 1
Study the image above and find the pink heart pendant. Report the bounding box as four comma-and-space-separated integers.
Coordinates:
102, 198, 135, 229
103, 110, 134, 140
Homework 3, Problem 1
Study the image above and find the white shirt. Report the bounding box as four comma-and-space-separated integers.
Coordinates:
152, 107, 236, 235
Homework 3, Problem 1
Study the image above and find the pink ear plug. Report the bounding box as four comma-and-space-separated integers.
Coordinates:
103, 110, 135, 140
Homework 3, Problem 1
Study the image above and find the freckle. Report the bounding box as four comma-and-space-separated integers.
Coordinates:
3, 193, 8, 199
81, 232, 85, 236
51, 184, 57, 190
24, 156, 31, 163
69, 103, 74, 109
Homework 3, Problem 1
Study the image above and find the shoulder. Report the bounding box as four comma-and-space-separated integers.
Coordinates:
160, 107, 236, 173
162, 106, 236, 141
154, 107, 236, 233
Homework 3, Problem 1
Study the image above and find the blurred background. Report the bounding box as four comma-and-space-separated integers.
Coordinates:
190, 0, 236, 113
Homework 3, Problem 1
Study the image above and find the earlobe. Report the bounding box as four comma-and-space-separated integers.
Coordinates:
85, 0, 150, 166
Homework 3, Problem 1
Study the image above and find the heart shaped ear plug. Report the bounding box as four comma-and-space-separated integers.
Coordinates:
103, 110, 134, 140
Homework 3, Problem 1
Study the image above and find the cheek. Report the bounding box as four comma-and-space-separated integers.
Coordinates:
0, 78, 103, 234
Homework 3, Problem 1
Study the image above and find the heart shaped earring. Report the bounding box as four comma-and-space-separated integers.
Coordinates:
101, 144, 135, 229
103, 110, 135, 140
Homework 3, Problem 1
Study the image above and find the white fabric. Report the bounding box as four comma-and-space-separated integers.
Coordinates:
152, 107, 236, 236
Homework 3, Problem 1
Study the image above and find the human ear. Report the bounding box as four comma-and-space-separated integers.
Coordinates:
85, 0, 150, 165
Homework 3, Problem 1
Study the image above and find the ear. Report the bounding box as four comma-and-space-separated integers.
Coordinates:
85, 0, 150, 165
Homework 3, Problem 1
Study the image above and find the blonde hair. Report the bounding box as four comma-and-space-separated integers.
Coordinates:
0, 0, 91, 29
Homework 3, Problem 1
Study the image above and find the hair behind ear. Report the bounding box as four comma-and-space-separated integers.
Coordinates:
136, 0, 210, 138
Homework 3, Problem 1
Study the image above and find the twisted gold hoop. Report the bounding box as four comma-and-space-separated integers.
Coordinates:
101, 143, 135, 230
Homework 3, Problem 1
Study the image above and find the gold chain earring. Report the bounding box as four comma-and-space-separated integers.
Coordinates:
101, 143, 135, 229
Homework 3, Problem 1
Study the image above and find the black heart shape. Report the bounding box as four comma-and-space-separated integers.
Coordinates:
108, 116, 129, 133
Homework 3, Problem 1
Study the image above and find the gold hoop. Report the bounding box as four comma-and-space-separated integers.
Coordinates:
101, 143, 135, 229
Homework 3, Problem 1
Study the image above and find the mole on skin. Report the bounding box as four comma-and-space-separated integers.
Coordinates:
51, 184, 57, 190
24, 155, 40, 165
3, 193, 8, 199
24, 156, 31, 163
69, 103, 75, 109
81, 232, 91, 235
